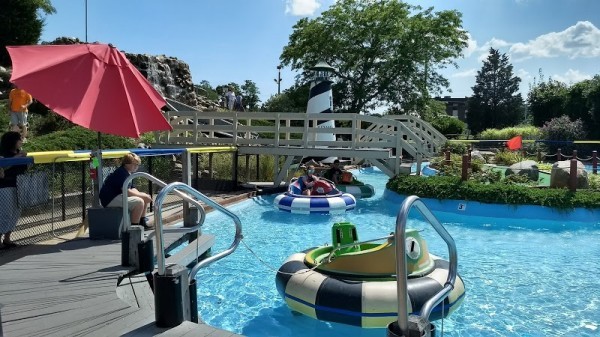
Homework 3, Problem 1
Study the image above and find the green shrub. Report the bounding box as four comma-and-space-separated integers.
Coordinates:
442, 141, 469, 155
22, 127, 136, 152
589, 175, 600, 191
0, 99, 9, 128
540, 116, 587, 155
387, 175, 600, 209
430, 115, 466, 139
494, 150, 524, 166
477, 125, 541, 140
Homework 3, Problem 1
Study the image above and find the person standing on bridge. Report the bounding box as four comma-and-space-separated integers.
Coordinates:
225, 87, 236, 111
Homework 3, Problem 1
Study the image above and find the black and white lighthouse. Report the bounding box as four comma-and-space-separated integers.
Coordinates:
306, 61, 336, 144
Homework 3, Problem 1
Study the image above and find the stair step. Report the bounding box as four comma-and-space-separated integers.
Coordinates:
165, 234, 215, 267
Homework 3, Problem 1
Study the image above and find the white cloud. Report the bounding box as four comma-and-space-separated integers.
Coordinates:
509, 21, 600, 61
451, 68, 477, 78
552, 69, 593, 84
285, 0, 321, 16
463, 32, 478, 58
476, 38, 512, 61
516, 68, 531, 81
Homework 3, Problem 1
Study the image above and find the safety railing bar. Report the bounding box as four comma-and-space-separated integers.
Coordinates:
144, 225, 204, 241
121, 172, 206, 231
393, 195, 458, 337
153, 182, 242, 283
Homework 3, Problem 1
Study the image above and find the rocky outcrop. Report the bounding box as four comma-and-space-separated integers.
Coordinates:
505, 160, 539, 181
550, 160, 589, 189
4, 37, 220, 111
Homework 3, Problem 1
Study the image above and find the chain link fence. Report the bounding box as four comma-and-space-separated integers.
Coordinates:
0, 149, 248, 246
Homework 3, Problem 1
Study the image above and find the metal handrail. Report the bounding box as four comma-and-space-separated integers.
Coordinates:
393, 195, 458, 336
154, 182, 243, 283
121, 172, 206, 234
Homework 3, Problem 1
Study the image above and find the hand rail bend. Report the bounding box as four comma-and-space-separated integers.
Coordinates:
154, 182, 243, 283
394, 195, 458, 336
120, 172, 206, 235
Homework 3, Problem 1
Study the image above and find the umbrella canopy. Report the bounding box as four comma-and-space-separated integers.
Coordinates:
7, 43, 172, 138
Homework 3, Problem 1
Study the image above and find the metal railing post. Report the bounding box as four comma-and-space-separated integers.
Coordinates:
388, 195, 458, 337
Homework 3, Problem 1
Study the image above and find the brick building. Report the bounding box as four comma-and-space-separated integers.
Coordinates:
434, 96, 469, 123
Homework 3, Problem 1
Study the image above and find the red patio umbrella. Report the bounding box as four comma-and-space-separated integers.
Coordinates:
7, 43, 173, 206
7, 43, 172, 138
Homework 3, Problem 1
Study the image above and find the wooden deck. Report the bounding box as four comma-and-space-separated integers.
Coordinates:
0, 232, 241, 337
0, 192, 256, 337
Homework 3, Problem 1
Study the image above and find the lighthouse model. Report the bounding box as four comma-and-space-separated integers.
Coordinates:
306, 61, 336, 145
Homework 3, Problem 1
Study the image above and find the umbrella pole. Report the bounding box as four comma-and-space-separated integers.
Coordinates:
93, 132, 104, 208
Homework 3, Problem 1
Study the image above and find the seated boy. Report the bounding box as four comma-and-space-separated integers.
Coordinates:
99, 153, 153, 229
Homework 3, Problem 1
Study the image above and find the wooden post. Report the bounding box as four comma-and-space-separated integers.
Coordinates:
245, 154, 250, 182
557, 148, 562, 161
445, 149, 451, 165
572, 150, 578, 161
256, 154, 260, 181
569, 159, 577, 192
537, 149, 542, 162
593, 151, 597, 175
461, 154, 469, 181
467, 147, 472, 164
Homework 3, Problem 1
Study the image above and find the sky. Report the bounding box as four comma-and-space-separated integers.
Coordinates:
39, 0, 600, 108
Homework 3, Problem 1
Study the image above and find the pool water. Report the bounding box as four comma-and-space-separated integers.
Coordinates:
194, 168, 600, 337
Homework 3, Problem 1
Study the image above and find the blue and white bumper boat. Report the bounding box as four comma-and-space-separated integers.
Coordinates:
274, 179, 356, 214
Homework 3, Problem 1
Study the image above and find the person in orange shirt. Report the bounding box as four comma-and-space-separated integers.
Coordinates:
8, 84, 33, 142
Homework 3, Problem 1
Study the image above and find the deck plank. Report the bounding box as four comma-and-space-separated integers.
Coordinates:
0, 234, 242, 336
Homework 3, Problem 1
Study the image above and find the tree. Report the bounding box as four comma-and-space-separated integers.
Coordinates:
194, 80, 219, 101
527, 72, 568, 127
0, 0, 56, 66
565, 76, 600, 138
280, 0, 467, 114
240, 80, 261, 111
261, 84, 309, 113
467, 48, 524, 134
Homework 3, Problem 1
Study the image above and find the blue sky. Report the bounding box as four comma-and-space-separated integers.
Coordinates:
40, 0, 600, 108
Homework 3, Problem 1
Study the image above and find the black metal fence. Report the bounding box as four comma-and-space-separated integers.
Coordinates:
0, 150, 247, 247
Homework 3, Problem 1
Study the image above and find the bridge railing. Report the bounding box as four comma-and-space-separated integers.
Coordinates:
159, 111, 436, 159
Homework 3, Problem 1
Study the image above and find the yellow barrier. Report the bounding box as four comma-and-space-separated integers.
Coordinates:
187, 146, 236, 154
28, 151, 76, 164
100, 150, 132, 159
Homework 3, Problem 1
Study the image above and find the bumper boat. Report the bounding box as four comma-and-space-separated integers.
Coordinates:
274, 178, 356, 214
276, 222, 465, 328
332, 171, 375, 198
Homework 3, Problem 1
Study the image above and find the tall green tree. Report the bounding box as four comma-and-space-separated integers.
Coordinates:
241, 80, 261, 111
0, 0, 56, 66
467, 48, 524, 134
280, 0, 467, 114
261, 84, 309, 113
527, 72, 569, 127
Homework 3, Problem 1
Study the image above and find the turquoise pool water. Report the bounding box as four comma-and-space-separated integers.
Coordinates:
194, 168, 600, 337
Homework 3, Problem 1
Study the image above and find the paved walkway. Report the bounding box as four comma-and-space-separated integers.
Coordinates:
0, 190, 255, 337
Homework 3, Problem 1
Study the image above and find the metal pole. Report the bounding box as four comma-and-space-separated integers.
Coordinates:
275, 65, 282, 95
81, 161, 86, 220
85, 0, 88, 43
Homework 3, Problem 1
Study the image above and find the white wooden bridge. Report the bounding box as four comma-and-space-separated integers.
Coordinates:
155, 101, 446, 185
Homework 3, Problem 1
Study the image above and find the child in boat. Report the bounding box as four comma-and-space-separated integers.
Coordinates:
300, 165, 319, 195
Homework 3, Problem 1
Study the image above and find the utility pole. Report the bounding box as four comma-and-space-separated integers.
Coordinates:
274, 65, 282, 95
